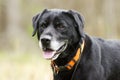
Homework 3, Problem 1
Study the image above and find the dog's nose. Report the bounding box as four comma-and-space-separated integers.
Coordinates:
41, 38, 51, 47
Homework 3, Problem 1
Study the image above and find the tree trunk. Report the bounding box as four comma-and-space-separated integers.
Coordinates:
103, 0, 117, 38
5, 0, 39, 54
5, 0, 22, 53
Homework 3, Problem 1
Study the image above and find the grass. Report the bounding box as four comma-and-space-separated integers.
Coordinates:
0, 52, 53, 80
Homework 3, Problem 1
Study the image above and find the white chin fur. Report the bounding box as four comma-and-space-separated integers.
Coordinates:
39, 40, 65, 51
39, 40, 65, 60
51, 53, 61, 60
51, 40, 65, 51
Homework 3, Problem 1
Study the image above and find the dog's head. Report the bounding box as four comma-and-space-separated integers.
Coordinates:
32, 9, 85, 60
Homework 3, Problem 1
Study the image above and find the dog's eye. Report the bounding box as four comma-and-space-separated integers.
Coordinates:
57, 25, 64, 29
40, 23, 47, 28
56, 23, 65, 30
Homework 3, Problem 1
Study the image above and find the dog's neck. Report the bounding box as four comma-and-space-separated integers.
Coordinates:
51, 35, 92, 80
51, 38, 85, 80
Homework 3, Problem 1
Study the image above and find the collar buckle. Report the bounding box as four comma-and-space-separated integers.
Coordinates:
51, 61, 60, 74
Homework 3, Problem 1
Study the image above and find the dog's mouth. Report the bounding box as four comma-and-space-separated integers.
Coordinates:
42, 43, 68, 60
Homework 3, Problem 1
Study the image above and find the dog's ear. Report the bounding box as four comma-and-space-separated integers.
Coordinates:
32, 9, 47, 37
32, 13, 40, 37
63, 10, 85, 38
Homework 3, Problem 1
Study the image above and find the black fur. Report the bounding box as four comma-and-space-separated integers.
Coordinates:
32, 9, 120, 80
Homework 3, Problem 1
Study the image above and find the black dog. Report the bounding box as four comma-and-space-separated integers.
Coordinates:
32, 9, 120, 80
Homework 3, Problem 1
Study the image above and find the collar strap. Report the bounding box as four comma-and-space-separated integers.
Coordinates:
51, 40, 85, 74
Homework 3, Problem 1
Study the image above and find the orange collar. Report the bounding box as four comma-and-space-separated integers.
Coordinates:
51, 40, 85, 74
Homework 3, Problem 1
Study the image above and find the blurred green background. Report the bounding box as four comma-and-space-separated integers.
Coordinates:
0, 0, 120, 80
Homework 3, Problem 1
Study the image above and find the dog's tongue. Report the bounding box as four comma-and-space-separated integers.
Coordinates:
43, 51, 55, 59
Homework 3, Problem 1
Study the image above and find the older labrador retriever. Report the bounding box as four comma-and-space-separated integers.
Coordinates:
32, 9, 120, 80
